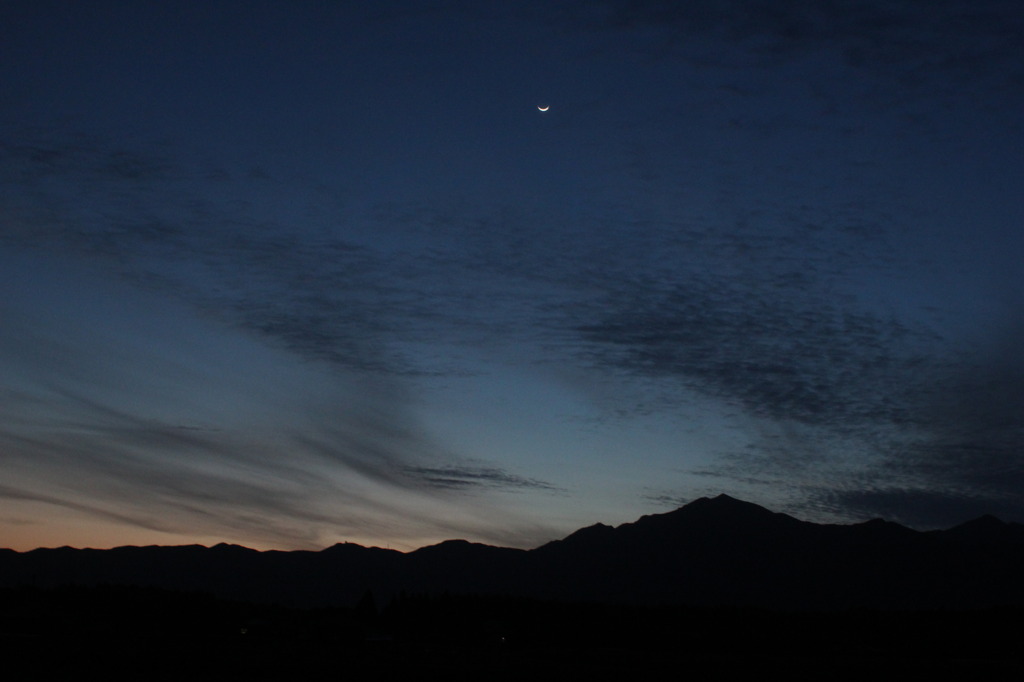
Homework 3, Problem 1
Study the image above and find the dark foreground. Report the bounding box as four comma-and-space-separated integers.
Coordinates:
3, 585, 1023, 679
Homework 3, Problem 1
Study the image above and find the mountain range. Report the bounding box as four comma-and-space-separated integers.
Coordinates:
5, 494, 1024, 611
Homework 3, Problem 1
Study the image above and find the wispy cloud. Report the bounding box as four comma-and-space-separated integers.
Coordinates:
2, 0, 1021, 544
0, 245, 556, 548
820, 313, 1024, 526
667, 310, 1024, 528
556, 0, 1024, 93
403, 464, 563, 493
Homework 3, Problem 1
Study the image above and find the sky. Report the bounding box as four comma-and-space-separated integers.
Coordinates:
2, 0, 1023, 552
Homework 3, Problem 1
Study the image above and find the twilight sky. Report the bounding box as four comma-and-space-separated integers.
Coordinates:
2, 1, 1023, 551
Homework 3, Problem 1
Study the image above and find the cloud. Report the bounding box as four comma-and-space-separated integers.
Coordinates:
4, 128, 991, 533
0, 133, 578, 380
3, 1, 1021, 542
0, 381, 559, 548
1, 139, 433, 373
0, 483, 180, 535
0, 382, 401, 547
570, 216, 944, 432
556, 0, 1024, 90
674, 308, 1024, 528
810, 487, 1017, 529
0, 246, 558, 548
403, 464, 563, 493
847, 312, 1024, 525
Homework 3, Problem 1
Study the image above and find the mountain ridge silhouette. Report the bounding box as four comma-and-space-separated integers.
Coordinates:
5, 494, 1024, 610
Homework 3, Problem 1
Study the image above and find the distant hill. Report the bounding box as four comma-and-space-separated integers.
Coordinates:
5, 494, 1024, 610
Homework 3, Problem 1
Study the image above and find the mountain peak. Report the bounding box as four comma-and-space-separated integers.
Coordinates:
561, 522, 615, 542
936, 513, 1024, 545
627, 494, 810, 540
676, 493, 776, 517
699, 493, 754, 506
957, 513, 1005, 529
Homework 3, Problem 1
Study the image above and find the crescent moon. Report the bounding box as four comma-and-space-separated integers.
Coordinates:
537, 105, 550, 112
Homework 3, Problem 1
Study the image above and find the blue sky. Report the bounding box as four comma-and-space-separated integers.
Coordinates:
2, 1, 1023, 550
